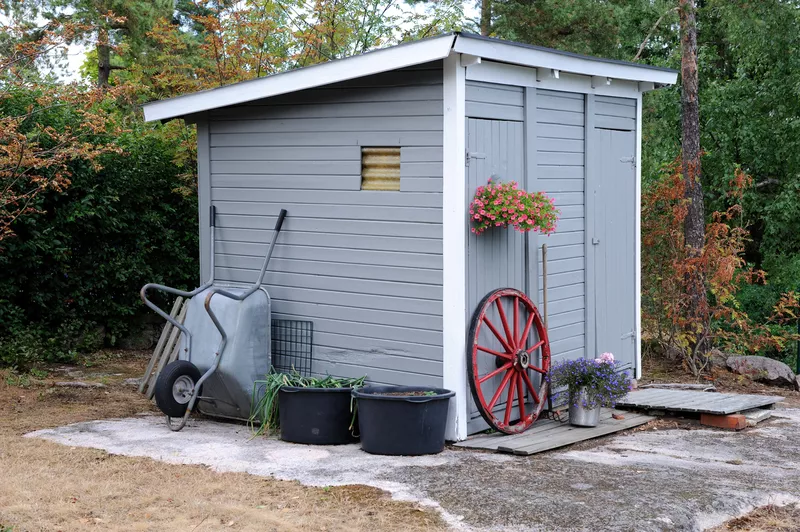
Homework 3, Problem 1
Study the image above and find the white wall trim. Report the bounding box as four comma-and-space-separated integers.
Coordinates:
442, 52, 468, 442
466, 61, 643, 98
635, 93, 643, 380
196, 117, 212, 285
143, 34, 456, 122
454, 35, 678, 85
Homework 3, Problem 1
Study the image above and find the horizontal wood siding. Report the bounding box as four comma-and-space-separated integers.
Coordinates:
208, 63, 444, 386
536, 89, 586, 364
595, 95, 636, 131
466, 80, 524, 121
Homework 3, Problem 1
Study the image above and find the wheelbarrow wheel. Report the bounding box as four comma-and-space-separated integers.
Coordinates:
155, 360, 202, 418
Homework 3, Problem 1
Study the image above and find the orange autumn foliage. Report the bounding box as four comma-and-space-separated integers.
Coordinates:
642, 160, 800, 376
0, 9, 127, 243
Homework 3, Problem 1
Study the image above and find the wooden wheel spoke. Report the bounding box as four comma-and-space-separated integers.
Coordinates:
526, 339, 545, 354
528, 364, 547, 375
479, 362, 513, 384
503, 372, 516, 425
495, 299, 515, 351
482, 316, 514, 353
517, 371, 526, 420
487, 369, 514, 411
513, 296, 519, 350
518, 313, 534, 349
521, 370, 540, 404
477, 345, 512, 360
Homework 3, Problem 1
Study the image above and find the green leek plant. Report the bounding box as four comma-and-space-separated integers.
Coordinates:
249, 369, 366, 436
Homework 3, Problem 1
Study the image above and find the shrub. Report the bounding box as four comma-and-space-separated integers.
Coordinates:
641, 161, 800, 375
0, 119, 198, 367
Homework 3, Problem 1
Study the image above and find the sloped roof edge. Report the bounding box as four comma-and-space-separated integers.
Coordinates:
142, 32, 677, 122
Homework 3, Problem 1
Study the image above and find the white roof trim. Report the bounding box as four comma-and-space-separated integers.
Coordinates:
142, 34, 457, 122
143, 32, 677, 122
453, 34, 678, 86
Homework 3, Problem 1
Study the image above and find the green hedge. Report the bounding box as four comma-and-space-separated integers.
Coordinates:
0, 122, 199, 367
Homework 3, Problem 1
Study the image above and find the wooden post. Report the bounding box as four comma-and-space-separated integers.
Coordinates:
542, 243, 548, 329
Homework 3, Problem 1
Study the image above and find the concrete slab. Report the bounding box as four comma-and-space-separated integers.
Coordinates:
27, 409, 800, 531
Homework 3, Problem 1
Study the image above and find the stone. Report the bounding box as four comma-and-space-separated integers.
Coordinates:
726, 355, 797, 388
742, 408, 772, 427
707, 349, 729, 369
118, 322, 162, 350
54, 381, 106, 389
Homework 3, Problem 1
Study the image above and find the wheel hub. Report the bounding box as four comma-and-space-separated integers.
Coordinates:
515, 350, 530, 369
172, 375, 195, 404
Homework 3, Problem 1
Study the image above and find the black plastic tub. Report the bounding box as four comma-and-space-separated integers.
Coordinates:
278, 386, 356, 445
353, 386, 454, 455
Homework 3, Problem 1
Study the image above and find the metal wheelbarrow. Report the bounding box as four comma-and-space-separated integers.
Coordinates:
140, 208, 287, 431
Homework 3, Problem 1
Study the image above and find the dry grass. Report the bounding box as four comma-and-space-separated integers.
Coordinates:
711, 504, 800, 531
0, 352, 447, 532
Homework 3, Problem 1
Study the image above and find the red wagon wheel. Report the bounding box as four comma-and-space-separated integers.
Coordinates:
467, 288, 551, 434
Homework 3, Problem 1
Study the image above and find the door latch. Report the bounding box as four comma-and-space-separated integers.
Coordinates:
465, 151, 486, 166
620, 155, 636, 169
621, 330, 636, 341
592, 238, 601, 245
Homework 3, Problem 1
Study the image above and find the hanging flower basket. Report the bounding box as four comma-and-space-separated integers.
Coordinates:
469, 178, 560, 235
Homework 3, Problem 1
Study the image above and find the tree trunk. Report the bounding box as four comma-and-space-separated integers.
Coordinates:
97, 28, 111, 88
480, 0, 492, 36
679, 0, 707, 354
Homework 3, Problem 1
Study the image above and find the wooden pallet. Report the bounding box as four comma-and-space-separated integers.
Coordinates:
615, 389, 784, 415
454, 409, 654, 456
139, 297, 188, 399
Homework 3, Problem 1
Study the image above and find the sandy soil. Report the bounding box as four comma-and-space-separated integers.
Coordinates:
0, 351, 446, 532
710, 503, 800, 531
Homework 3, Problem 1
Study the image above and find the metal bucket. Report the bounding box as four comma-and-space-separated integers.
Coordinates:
568, 388, 601, 427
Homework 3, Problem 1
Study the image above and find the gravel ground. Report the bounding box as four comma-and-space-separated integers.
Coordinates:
28, 408, 800, 531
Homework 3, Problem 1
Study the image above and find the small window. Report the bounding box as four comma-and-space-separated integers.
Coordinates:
361, 147, 400, 191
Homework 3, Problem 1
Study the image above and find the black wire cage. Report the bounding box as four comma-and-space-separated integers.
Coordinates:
270, 319, 313, 376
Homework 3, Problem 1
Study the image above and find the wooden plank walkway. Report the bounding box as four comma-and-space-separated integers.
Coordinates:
615, 389, 784, 415
453, 409, 654, 456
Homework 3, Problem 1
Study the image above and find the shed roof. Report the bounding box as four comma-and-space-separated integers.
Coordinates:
142, 32, 678, 123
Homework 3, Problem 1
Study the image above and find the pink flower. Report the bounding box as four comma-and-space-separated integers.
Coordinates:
595, 352, 615, 364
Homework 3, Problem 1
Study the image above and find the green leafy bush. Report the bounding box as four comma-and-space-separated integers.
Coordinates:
0, 120, 198, 368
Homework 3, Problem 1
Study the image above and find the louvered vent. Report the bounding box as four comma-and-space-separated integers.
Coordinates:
361, 147, 401, 191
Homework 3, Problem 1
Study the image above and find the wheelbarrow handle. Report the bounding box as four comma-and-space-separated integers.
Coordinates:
274, 208, 287, 233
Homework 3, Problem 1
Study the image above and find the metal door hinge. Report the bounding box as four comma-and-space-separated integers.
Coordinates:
466, 151, 486, 166
620, 155, 636, 168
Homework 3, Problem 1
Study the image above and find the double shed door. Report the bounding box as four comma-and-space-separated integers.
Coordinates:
464, 90, 637, 435
465, 117, 538, 433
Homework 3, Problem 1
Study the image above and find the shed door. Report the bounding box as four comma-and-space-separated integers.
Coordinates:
592, 128, 636, 371
465, 118, 528, 434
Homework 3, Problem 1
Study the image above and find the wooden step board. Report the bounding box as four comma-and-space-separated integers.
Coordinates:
139, 297, 188, 398
454, 409, 654, 456
615, 389, 784, 415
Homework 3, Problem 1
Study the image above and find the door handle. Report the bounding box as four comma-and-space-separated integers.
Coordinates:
592, 238, 600, 245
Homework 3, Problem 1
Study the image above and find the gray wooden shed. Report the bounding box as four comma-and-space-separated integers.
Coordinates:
142, 32, 677, 440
